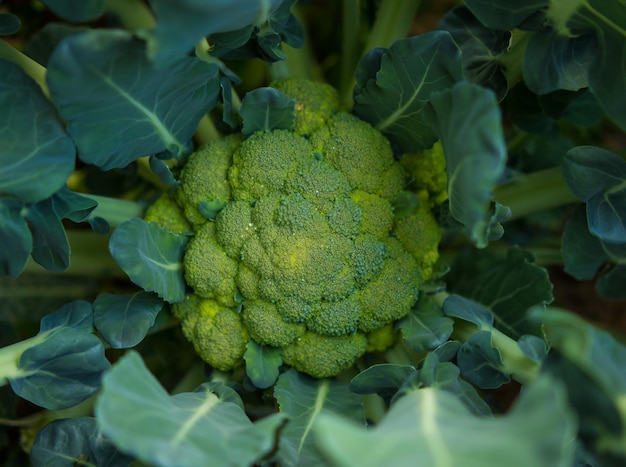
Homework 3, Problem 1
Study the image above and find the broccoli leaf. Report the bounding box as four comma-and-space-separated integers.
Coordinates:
31, 417, 134, 467
562, 146, 626, 244
437, 6, 510, 101
40, 0, 106, 23
109, 218, 188, 304
397, 295, 453, 352
0, 13, 20, 35
47, 29, 220, 170
274, 369, 365, 466
96, 352, 285, 467
464, 0, 547, 30
93, 292, 164, 349
0, 198, 32, 278
541, 308, 626, 464
458, 330, 511, 389
315, 377, 576, 467
244, 341, 282, 389
353, 31, 463, 153
562, 204, 607, 280
140, 0, 284, 63
425, 81, 508, 248
9, 301, 111, 410
0, 60, 75, 203
349, 364, 418, 402
239, 87, 295, 136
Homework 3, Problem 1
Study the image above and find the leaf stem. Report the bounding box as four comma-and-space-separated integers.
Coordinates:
83, 194, 146, 227
0, 39, 49, 97
0, 333, 48, 387
497, 29, 531, 89
494, 166, 579, 221
339, 0, 362, 108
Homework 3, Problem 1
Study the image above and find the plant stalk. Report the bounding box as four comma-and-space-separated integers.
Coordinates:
0, 39, 49, 97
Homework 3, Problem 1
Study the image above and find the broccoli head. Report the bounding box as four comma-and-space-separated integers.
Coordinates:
154, 79, 442, 379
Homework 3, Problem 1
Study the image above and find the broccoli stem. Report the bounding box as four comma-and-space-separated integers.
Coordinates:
105, 0, 156, 31
0, 40, 49, 97
494, 166, 579, 221
0, 332, 48, 387
341, 0, 421, 108
82, 194, 145, 228
339, 0, 362, 108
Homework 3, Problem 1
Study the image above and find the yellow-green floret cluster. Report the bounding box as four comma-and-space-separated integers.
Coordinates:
148, 79, 442, 378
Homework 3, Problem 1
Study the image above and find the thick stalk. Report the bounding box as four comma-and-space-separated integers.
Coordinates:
339, 0, 361, 108
83, 194, 145, 227
0, 39, 49, 97
494, 166, 579, 221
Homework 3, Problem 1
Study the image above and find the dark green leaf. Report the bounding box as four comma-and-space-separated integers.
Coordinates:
562, 146, 626, 244
219, 76, 239, 128
109, 218, 188, 303
244, 341, 283, 389
47, 30, 220, 170
562, 205, 606, 280
445, 248, 553, 338
148, 156, 180, 188
39, 300, 94, 332
538, 89, 604, 127
517, 335, 547, 363
11, 328, 109, 410
315, 377, 576, 467
397, 295, 453, 352
432, 340, 462, 362
458, 330, 510, 389
31, 417, 134, 467
0, 59, 75, 203
425, 81, 508, 248
524, 30, 596, 94
96, 352, 284, 467
25, 197, 70, 272
41, 0, 106, 22
274, 369, 365, 466
596, 265, 626, 299
141, 0, 284, 63
22, 23, 89, 66
353, 31, 463, 153
437, 6, 510, 101
349, 364, 417, 401
0, 13, 20, 35
0, 198, 32, 277
239, 87, 295, 136
93, 292, 164, 349
505, 82, 559, 136
464, 0, 548, 30
442, 293, 493, 328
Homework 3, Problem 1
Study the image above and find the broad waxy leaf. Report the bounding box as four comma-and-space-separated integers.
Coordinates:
31, 417, 133, 467
465, 0, 548, 30
562, 146, 626, 244
141, 0, 284, 63
0, 197, 32, 277
542, 309, 626, 464
244, 341, 283, 389
458, 330, 510, 389
353, 31, 463, 153
9, 301, 111, 410
109, 218, 188, 304
0, 13, 20, 35
397, 294, 453, 352
41, 0, 106, 23
562, 204, 607, 280
315, 377, 576, 467
445, 247, 553, 338
47, 29, 220, 170
437, 6, 510, 101
425, 81, 508, 248
93, 292, 164, 349
96, 352, 284, 467
0, 59, 75, 203
239, 87, 295, 136
349, 364, 418, 401
274, 369, 365, 466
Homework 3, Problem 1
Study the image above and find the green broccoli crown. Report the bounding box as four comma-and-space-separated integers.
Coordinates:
150, 79, 441, 379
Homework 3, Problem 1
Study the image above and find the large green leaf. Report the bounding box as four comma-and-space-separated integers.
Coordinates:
457, 330, 510, 389
274, 369, 365, 466
47, 29, 220, 170
96, 352, 284, 467
562, 204, 608, 280
315, 377, 576, 467
41, 0, 106, 22
31, 417, 133, 467
353, 31, 463, 153
93, 292, 164, 349
0, 198, 32, 278
424, 81, 508, 248
141, 0, 284, 63
562, 146, 626, 244
0, 60, 75, 203
464, 0, 548, 30
542, 308, 626, 464
109, 218, 188, 304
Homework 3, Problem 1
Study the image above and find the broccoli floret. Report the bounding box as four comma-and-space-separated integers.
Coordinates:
401, 141, 448, 206
282, 332, 368, 378
271, 78, 340, 135
172, 296, 248, 371
176, 134, 242, 227
144, 192, 192, 235
164, 79, 442, 378
366, 323, 397, 352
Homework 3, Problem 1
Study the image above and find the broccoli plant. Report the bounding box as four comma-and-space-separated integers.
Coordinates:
1, 1, 626, 466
